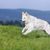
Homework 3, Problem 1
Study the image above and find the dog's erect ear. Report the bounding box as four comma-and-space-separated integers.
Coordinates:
22, 12, 25, 15
25, 12, 28, 16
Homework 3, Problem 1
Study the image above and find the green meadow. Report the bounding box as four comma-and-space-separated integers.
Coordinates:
0, 25, 50, 50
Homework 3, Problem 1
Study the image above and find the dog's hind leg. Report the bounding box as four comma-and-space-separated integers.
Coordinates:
44, 24, 50, 35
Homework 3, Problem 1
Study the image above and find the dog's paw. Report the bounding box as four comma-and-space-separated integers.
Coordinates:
22, 30, 24, 33
22, 33, 27, 36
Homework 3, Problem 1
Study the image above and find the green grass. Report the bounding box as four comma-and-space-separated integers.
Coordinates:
0, 25, 50, 50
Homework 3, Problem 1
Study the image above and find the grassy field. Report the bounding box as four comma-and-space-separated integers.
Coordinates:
0, 25, 50, 50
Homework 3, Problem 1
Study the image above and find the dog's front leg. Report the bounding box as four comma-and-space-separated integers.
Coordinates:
22, 26, 27, 33
22, 27, 33, 35
22, 29, 32, 35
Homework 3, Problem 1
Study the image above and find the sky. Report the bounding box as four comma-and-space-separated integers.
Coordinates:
0, 0, 50, 10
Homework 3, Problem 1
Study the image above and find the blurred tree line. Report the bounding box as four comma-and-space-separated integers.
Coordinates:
0, 20, 22, 27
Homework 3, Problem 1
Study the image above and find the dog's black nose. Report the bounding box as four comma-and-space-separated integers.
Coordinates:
23, 21, 25, 23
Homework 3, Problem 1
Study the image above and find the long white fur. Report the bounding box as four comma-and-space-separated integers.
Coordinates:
22, 12, 50, 35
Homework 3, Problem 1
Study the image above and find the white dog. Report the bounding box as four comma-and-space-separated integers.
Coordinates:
22, 12, 50, 35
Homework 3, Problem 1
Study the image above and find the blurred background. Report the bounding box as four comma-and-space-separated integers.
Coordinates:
0, 0, 50, 26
